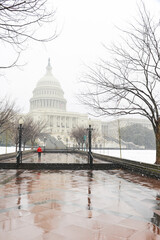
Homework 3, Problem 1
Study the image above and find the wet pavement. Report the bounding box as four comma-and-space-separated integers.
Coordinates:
1, 152, 89, 164
0, 153, 160, 239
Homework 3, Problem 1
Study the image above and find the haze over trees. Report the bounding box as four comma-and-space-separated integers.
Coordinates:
21, 116, 46, 150
71, 126, 87, 149
71, 125, 99, 149
80, 2, 160, 164
0, 98, 18, 134
0, 115, 46, 151
120, 124, 155, 149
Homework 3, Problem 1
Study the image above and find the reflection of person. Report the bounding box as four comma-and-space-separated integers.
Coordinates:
37, 146, 42, 159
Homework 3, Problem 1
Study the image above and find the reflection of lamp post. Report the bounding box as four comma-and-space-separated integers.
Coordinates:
87, 120, 93, 165
87, 171, 93, 218
17, 118, 24, 166
118, 119, 122, 158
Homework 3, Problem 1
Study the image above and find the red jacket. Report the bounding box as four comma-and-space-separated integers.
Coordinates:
37, 147, 42, 153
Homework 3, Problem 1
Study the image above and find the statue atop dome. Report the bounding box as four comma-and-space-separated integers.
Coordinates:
46, 58, 52, 75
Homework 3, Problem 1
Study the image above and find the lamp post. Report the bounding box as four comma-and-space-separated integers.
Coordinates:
87, 120, 93, 165
17, 118, 24, 166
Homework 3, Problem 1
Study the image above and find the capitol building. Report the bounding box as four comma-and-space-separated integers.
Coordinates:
29, 59, 153, 148
29, 59, 102, 146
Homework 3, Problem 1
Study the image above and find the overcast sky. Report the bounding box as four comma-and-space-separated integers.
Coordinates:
1, 0, 160, 116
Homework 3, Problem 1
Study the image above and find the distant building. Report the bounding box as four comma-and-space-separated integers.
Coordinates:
29, 59, 153, 148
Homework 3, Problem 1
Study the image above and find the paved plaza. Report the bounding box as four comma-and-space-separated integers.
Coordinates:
0, 153, 160, 239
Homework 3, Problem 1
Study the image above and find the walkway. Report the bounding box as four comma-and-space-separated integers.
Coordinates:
0, 152, 118, 170
0, 153, 160, 239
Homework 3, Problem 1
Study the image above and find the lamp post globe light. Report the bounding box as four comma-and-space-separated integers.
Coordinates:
16, 117, 24, 166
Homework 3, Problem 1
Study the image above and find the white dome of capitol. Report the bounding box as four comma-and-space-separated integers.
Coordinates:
30, 59, 67, 112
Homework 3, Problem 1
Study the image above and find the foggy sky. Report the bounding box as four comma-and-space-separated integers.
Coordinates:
0, 0, 160, 115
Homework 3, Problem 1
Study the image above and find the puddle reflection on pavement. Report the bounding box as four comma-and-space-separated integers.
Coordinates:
0, 155, 160, 239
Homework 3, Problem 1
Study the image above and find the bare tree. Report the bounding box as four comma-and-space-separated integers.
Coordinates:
0, 0, 56, 68
71, 126, 87, 149
71, 125, 99, 149
0, 98, 18, 134
30, 119, 46, 149
10, 115, 46, 151
10, 119, 19, 151
22, 116, 34, 150
80, 2, 160, 164
21, 116, 46, 150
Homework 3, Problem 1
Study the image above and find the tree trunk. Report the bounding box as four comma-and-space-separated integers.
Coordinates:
31, 140, 34, 150
155, 121, 160, 164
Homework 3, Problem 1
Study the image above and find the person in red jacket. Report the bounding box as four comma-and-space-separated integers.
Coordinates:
37, 146, 42, 159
